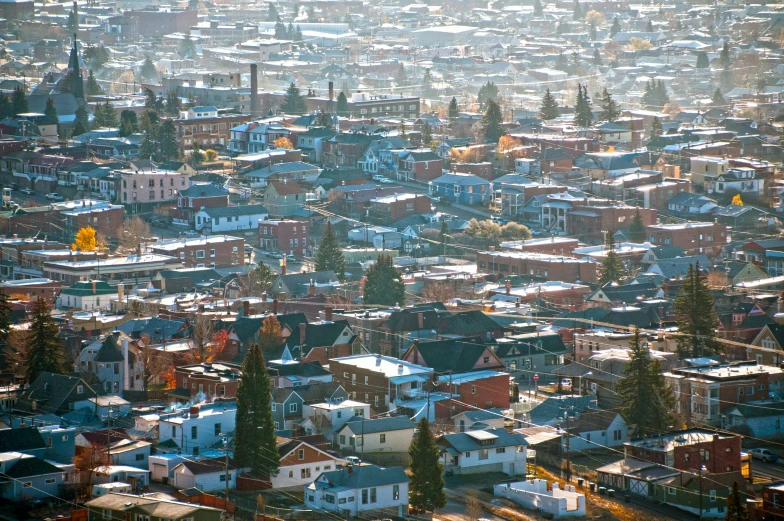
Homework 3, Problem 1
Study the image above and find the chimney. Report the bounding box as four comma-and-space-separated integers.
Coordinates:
299, 322, 306, 346
308, 279, 316, 296
325, 306, 333, 322
273, 298, 278, 314
281, 261, 286, 275
505, 279, 511, 295
347, 464, 353, 474
117, 283, 124, 301
397, 364, 404, 374
417, 312, 424, 329
190, 405, 200, 418
136, 243, 142, 258
121, 338, 129, 390
243, 300, 250, 316
329, 81, 334, 101
92, 280, 97, 294
262, 292, 268, 302
250, 63, 260, 119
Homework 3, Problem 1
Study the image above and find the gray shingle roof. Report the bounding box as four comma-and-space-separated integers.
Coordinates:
342, 416, 415, 434
316, 464, 409, 488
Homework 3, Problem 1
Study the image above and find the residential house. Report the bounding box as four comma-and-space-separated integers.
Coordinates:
429, 173, 491, 205
259, 219, 310, 256
336, 417, 416, 454
158, 404, 237, 456
194, 204, 269, 234
0, 452, 70, 500
15, 372, 98, 415
437, 428, 528, 476
84, 493, 224, 521
228, 122, 290, 154
263, 182, 306, 218
564, 408, 630, 452
171, 184, 229, 226
297, 127, 336, 162
272, 271, 340, 299
270, 382, 348, 432
56, 280, 118, 311
723, 400, 784, 437
304, 464, 410, 516
172, 458, 242, 492
396, 149, 443, 182
273, 438, 345, 489
748, 324, 784, 366
666, 192, 719, 215
73, 332, 143, 394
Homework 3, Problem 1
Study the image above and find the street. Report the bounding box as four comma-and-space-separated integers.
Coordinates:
752, 459, 784, 482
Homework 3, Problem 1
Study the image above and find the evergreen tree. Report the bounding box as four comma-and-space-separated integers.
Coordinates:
179, 35, 195, 58
274, 20, 286, 39
0, 94, 11, 119
610, 17, 621, 37
673, 263, 720, 359
85, 70, 102, 96
590, 23, 597, 41
74, 104, 89, 134
24, 297, 64, 384
421, 121, 432, 146
190, 140, 204, 166
720, 41, 731, 70
598, 88, 620, 122
140, 125, 157, 159
336, 91, 348, 116
556, 53, 569, 73
646, 19, 653, 32
158, 120, 179, 160
118, 110, 138, 137
398, 120, 407, 139
533, 0, 543, 16
574, 84, 593, 128
234, 343, 279, 477
294, 25, 303, 41
314, 221, 346, 280
0, 292, 11, 346
267, 2, 278, 21
712, 87, 726, 106
482, 99, 505, 143
657, 80, 670, 105
725, 481, 748, 521
650, 115, 663, 140
599, 233, 626, 285
287, 21, 294, 38
363, 254, 405, 306
314, 110, 333, 129
477, 81, 499, 110
573, 0, 582, 20
409, 418, 447, 512
164, 90, 181, 116
396, 64, 408, 86
617, 328, 675, 436
593, 48, 602, 65
140, 56, 157, 81
43, 97, 58, 126
67, 3, 79, 32
539, 88, 559, 120
93, 101, 118, 128
422, 68, 435, 98
448, 97, 459, 124
696, 51, 709, 69
280, 82, 307, 114
72, 120, 87, 137
11, 86, 27, 116
628, 210, 646, 242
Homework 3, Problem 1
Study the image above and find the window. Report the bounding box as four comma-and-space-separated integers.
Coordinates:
380, 434, 386, 444
191, 426, 197, 439
219, 473, 232, 482
290, 403, 298, 413
298, 449, 305, 460
210, 249, 216, 257
393, 484, 400, 500
45, 478, 56, 484
77, 385, 84, 394
496, 448, 506, 454
471, 385, 476, 395
272, 403, 277, 412
667, 487, 676, 495
710, 490, 717, 502
362, 489, 368, 504
103, 510, 111, 520
196, 250, 205, 258
301, 468, 311, 478
136, 453, 144, 461
340, 435, 346, 444
325, 495, 335, 504
479, 449, 489, 460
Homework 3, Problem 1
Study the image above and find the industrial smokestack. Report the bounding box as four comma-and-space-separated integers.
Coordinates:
328, 81, 334, 101
250, 63, 259, 119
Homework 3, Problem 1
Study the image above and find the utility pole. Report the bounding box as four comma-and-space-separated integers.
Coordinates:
426, 390, 431, 421
221, 433, 229, 502
360, 416, 364, 460
448, 370, 453, 418
565, 413, 571, 483
699, 465, 704, 520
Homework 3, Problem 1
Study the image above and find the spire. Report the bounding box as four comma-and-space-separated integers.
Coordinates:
68, 35, 84, 100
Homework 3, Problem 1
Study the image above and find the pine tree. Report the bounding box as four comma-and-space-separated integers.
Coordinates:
67, 3, 79, 32
93, 101, 118, 128
422, 121, 433, 146
119, 110, 138, 137
646, 116, 661, 142
598, 88, 620, 122
657, 80, 670, 105
422, 68, 435, 98
274, 20, 286, 38
610, 17, 621, 37
74, 104, 89, 135
477, 81, 499, 110
712, 87, 726, 106
158, 120, 180, 161
179, 35, 195, 58
314, 110, 333, 129
190, 140, 204, 166
0, 94, 11, 118
440, 219, 449, 241
336, 91, 348, 116
267, 2, 278, 21
696, 51, 710, 68
396, 64, 408, 86
140, 56, 157, 81
598, 234, 626, 285
574, 84, 593, 128
593, 48, 602, 65
539, 88, 559, 120
673, 263, 720, 359
482, 99, 505, 143
294, 25, 303, 41
408, 418, 447, 512
12, 86, 27, 116
628, 210, 646, 242
280, 82, 307, 114
165, 90, 181, 116
646, 19, 653, 32
234, 343, 279, 477
287, 21, 294, 38
617, 329, 675, 437
0, 292, 12, 346
44, 97, 58, 126
533, 0, 543, 16
363, 254, 405, 306
85, 70, 102, 96
448, 97, 459, 124
24, 297, 64, 384
315, 221, 346, 280
725, 481, 748, 521
573, 0, 582, 20
720, 41, 731, 70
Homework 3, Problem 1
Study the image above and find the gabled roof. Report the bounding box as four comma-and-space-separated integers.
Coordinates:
315, 464, 409, 489
0, 427, 46, 453
438, 310, 502, 336
439, 427, 527, 454
759, 323, 784, 349
529, 395, 596, 425
179, 184, 229, 198
406, 337, 499, 373
386, 308, 444, 332
571, 408, 623, 433
342, 416, 415, 434
94, 334, 125, 362
5, 455, 63, 478
177, 457, 237, 475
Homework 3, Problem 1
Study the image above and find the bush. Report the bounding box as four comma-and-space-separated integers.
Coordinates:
204, 149, 218, 161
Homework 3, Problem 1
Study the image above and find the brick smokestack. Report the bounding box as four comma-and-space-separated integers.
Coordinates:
325, 306, 333, 321
250, 63, 259, 119
329, 81, 334, 101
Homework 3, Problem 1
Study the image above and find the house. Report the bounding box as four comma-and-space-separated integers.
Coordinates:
228, 122, 290, 154
336, 416, 416, 453
749, 324, 784, 366
402, 337, 504, 373
494, 480, 586, 518
723, 400, 784, 437
304, 464, 410, 516
272, 271, 340, 299
56, 280, 118, 310
305, 400, 372, 435
297, 127, 336, 162
452, 409, 507, 432
73, 332, 143, 395
259, 219, 310, 256
15, 372, 98, 415
194, 204, 269, 234
493, 331, 568, 384
263, 182, 306, 218
172, 458, 242, 492
246, 162, 320, 189
108, 439, 153, 468
270, 382, 349, 432
273, 438, 345, 489
429, 173, 491, 205
437, 428, 528, 476
396, 149, 443, 182
433, 370, 511, 418
368, 194, 431, 223
0, 452, 70, 500
171, 184, 230, 226
667, 192, 718, 215
84, 492, 225, 521
564, 408, 630, 452
158, 404, 237, 456
704, 167, 763, 196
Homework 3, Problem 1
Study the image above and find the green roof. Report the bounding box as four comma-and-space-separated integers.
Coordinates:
60, 280, 117, 297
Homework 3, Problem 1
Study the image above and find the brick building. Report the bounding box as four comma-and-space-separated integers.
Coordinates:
432, 371, 510, 418
634, 179, 691, 210
565, 204, 657, 237
623, 429, 742, 474
148, 235, 245, 268
476, 251, 598, 283
322, 133, 377, 168
499, 237, 580, 256
125, 7, 198, 38
453, 162, 493, 181
174, 106, 251, 150
646, 222, 728, 256
174, 362, 242, 398
59, 200, 125, 242
258, 219, 309, 256
368, 193, 431, 222
397, 150, 443, 182
170, 184, 229, 226
0, 278, 62, 304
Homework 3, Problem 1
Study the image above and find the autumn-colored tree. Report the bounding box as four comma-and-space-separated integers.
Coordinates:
497, 135, 521, 153
662, 102, 683, 117
273, 136, 294, 149
74, 444, 110, 485
210, 329, 229, 361
204, 149, 218, 161
258, 315, 282, 351
584, 10, 604, 26
137, 334, 172, 390
625, 37, 654, 51
163, 365, 177, 389
732, 194, 744, 206
73, 226, 98, 251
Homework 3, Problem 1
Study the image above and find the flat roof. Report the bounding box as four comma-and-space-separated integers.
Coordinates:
331, 354, 433, 377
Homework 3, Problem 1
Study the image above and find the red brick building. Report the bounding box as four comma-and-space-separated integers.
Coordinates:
148, 235, 245, 268
432, 372, 510, 418
174, 362, 241, 398
174, 109, 251, 151
125, 7, 198, 38
565, 204, 657, 236
61, 202, 125, 242
368, 193, 431, 222
477, 251, 598, 283
500, 237, 580, 256
398, 149, 443, 182
624, 429, 742, 474
322, 133, 377, 168
259, 219, 309, 256
0, 278, 62, 304
453, 162, 493, 181
634, 179, 691, 210
646, 222, 728, 256
171, 184, 229, 226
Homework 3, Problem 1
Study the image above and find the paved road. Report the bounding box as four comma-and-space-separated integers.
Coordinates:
753, 459, 784, 482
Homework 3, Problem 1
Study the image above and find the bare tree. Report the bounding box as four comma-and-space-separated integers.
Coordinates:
137, 334, 173, 390
707, 271, 729, 289
190, 314, 213, 362
421, 282, 456, 303
75, 443, 110, 485
237, 263, 274, 298
466, 492, 483, 521
116, 216, 151, 254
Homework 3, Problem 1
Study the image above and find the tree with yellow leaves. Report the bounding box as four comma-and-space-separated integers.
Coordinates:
732, 194, 744, 206
72, 226, 98, 251
273, 137, 294, 149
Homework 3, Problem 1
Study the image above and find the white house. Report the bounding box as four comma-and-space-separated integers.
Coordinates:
148, 453, 184, 481
92, 465, 150, 490
172, 458, 244, 492
452, 408, 508, 432
304, 400, 370, 434
158, 405, 237, 456
56, 280, 119, 311
108, 439, 153, 469
273, 438, 345, 489
438, 428, 528, 476
305, 464, 410, 516
194, 204, 269, 233
561, 408, 630, 453
73, 333, 143, 395
336, 416, 415, 453
495, 479, 586, 518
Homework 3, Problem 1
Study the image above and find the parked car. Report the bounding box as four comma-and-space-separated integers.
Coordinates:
286, 255, 301, 263
266, 251, 284, 259
21, 188, 34, 195
379, 178, 395, 184
345, 456, 361, 465
183, 230, 200, 237
372, 175, 386, 181
244, 244, 254, 253
749, 448, 779, 463
45, 193, 64, 201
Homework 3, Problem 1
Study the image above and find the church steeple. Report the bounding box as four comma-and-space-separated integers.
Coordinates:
68, 35, 84, 100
